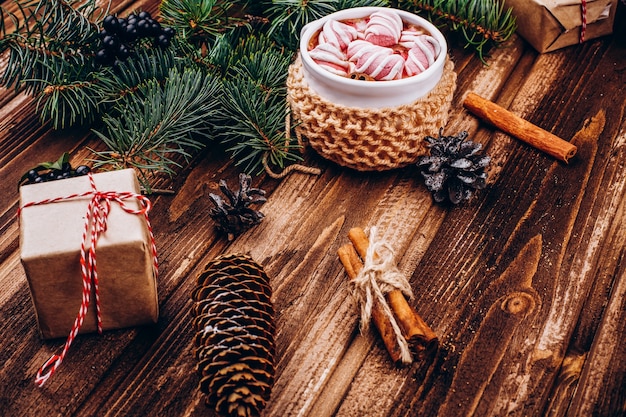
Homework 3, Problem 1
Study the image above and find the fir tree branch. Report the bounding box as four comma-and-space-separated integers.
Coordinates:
37, 78, 101, 128
94, 47, 180, 103
185, 30, 274, 76
0, 0, 101, 93
218, 76, 302, 174
211, 33, 300, 174
336, 0, 390, 10
91, 66, 222, 190
266, 0, 337, 30
32, 44, 179, 129
33, 0, 104, 43
398, 0, 516, 62
159, 0, 245, 43
265, 0, 337, 49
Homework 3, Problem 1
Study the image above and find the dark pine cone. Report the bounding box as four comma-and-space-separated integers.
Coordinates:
209, 174, 267, 241
416, 129, 491, 204
192, 254, 275, 417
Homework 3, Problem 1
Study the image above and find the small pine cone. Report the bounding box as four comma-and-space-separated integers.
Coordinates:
192, 254, 275, 417
416, 129, 491, 204
209, 173, 267, 241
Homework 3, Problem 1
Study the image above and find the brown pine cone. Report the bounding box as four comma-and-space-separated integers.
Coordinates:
192, 254, 275, 417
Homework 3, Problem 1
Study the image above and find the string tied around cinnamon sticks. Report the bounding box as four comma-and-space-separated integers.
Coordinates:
338, 227, 438, 367
350, 227, 414, 365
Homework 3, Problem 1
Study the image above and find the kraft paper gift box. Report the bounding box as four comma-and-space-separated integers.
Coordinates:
508, 0, 618, 53
19, 168, 159, 339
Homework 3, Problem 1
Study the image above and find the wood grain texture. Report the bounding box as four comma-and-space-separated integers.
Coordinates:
1, 1, 625, 416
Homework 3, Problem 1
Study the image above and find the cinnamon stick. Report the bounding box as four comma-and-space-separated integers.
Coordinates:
463, 92, 577, 163
347, 228, 438, 359
386, 291, 438, 359
338, 244, 408, 366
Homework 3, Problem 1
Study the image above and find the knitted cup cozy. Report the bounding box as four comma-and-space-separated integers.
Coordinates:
287, 55, 457, 171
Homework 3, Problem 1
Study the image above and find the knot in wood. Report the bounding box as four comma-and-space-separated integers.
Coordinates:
500, 291, 536, 316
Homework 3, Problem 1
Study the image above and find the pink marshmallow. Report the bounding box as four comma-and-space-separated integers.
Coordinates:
351, 18, 368, 36
404, 34, 439, 76
318, 19, 359, 51
400, 32, 441, 57
399, 30, 427, 47
309, 11, 441, 81
346, 39, 376, 62
347, 41, 404, 81
364, 10, 403, 47
309, 42, 350, 76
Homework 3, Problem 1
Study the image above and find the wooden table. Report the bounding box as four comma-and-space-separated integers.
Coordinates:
1, 2, 625, 416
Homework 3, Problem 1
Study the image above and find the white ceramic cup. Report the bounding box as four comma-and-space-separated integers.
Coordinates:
299, 7, 447, 109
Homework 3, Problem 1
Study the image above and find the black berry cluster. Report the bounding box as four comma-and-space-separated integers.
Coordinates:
25, 163, 91, 185
95, 11, 175, 66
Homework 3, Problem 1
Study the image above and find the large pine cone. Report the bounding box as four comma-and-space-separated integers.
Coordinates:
192, 254, 275, 417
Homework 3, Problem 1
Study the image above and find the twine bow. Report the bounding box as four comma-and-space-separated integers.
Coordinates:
19, 173, 158, 386
350, 227, 414, 364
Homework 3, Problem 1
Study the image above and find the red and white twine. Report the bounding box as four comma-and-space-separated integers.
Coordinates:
580, 0, 587, 44
18, 173, 158, 387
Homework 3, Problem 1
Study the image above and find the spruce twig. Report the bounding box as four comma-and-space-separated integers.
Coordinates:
90, 66, 221, 192
265, 0, 337, 49
398, 0, 516, 62
159, 0, 245, 44
203, 31, 302, 175
0, 0, 103, 94
218, 71, 301, 175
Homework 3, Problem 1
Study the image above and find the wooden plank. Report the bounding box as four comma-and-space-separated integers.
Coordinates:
570, 211, 626, 416
547, 82, 626, 416
334, 40, 626, 417
0, 3, 624, 417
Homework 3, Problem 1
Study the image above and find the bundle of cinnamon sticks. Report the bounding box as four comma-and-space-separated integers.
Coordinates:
338, 227, 437, 366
